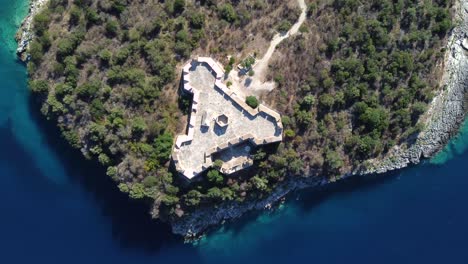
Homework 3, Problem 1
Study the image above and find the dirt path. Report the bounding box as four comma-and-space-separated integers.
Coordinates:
228, 0, 307, 97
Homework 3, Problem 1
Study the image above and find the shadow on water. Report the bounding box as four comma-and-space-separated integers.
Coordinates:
0, 119, 60, 194
295, 170, 403, 213
203, 169, 405, 237
25, 95, 188, 253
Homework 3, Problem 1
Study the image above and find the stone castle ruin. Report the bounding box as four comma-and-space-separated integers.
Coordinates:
172, 57, 283, 180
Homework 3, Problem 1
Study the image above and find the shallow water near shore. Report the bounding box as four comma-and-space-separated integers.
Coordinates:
1, 1, 468, 263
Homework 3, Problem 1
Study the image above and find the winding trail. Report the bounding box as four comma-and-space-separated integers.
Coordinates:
228, 0, 307, 96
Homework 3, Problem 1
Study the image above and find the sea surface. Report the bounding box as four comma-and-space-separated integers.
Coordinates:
1, 1, 468, 263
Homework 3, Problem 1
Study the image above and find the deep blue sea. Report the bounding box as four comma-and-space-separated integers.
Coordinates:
1, 1, 468, 263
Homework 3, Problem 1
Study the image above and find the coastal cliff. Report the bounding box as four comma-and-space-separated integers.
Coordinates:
170, 0, 468, 237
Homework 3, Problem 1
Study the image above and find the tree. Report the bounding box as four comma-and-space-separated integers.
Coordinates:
277, 20, 292, 32
324, 149, 344, 172
206, 187, 223, 200
33, 10, 51, 35
142, 176, 158, 188
207, 170, 223, 185
29, 40, 44, 64
189, 12, 205, 29
319, 93, 335, 109
105, 20, 119, 37
57, 38, 76, 58
129, 183, 146, 199
99, 49, 112, 65
185, 190, 202, 206
213, 159, 223, 169
131, 117, 147, 136
29, 80, 49, 94
358, 107, 389, 133
76, 81, 101, 99
284, 129, 296, 138
69, 6, 81, 26
173, 0, 185, 14
301, 95, 315, 109
153, 133, 174, 163
250, 175, 268, 192
85, 9, 100, 25
246, 96, 259, 108
219, 4, 237, 23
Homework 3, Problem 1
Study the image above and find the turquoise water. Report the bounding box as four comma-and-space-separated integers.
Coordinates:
1, 1, 468, 263
431, 119, 468, 164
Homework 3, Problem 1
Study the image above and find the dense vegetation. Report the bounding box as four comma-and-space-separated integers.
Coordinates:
267, 0, 453, 177
28, 0, 454, 220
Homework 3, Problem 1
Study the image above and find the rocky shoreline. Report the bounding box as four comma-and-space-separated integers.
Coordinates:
171, 0, 468, 237
17, 0, 468, 238
363, 0, 468, 174
15, 0, 48, 62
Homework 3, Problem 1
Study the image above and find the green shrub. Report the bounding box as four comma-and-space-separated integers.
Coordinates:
184, 190, 203, 206
246, 96, 259, 108
33, 10, 51, 35
189, 12, 205, 29
29, 80, 49, 94
207, 170, 223, 185
277, 20, 292, 32
57, 38, 76, 58
173, 0, 185, 14
99, 49, 112, 65
142, 176, 158, 188
69, 6, 81, 25
29, 40, 44, 64
105, 20, 119, 37
219, 4, 237, 23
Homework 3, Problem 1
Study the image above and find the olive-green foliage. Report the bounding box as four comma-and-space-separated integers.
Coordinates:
207, 170, 223, 185
29, 80, 49, 94
206, 187, 234, 201
250, 175, 268, 192
33, 9, 51, 35
129, 183, 146, 199
153, 133, 173, 163
142, 176, 158, 188
76, 81, 101, 99
213, 159, 223, 169
131, 117, 147, 136
184, 190, 202, 206
29, 40, 44, 64
99, 49, 112, 65
324, 149, 344, 172
246, 96, 259, 109
219, 3, 237, 23
277, 20, 292, 32
173, 0, 185, 14
69, 6, 82, 25
189, 12, 205, 29
105, 20, 119, 37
